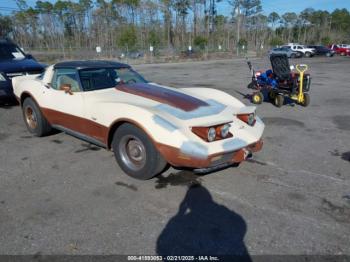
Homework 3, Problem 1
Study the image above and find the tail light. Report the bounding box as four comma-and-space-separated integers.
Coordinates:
237, 112, 256, 126
192, 123, 232, 142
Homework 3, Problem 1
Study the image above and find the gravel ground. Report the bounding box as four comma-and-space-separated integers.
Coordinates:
0, 56, 349, 257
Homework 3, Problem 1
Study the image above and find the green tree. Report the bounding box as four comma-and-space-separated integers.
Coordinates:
0, 15, 13, 37
282, 12, 298, 42
269, 36, 283, 46
268, 12, 280, 28
118, 26, 137, 50
173, 0, 190, 47
148, 29, 161, 47
331, 8, 350, 32
321, 36, 331, 45
194, 35, 208, 50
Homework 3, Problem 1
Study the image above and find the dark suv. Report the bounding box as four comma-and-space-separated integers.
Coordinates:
307, 45, 335, 57
0, 39, 45, 102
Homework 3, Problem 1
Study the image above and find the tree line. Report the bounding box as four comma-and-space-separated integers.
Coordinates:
0, 0, 349, 56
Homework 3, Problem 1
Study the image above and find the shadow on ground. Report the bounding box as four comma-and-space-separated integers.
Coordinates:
156, 184, 251, 260
0, 99, 18, 109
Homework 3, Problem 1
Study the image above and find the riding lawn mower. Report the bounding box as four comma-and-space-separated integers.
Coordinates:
247, 54, 311, 107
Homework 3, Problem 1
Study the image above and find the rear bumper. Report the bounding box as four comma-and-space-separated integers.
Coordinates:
156, 138, 263, 170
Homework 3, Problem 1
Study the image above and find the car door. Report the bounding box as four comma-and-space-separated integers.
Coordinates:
39, 68, 87, 135
274, 48, 281, 55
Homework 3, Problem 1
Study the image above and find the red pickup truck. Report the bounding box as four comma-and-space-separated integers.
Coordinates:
328, 44, 350, 56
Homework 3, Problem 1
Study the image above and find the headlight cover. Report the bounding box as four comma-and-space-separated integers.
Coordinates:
191, 122, 233, 142
220, 123, 231, 138
207, 127, 216, 142
237, 112, 256, 126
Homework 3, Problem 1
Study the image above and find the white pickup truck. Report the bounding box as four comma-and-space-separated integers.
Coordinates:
282, 43, 315, 57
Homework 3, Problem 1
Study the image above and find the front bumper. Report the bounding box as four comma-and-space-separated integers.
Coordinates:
156, 138, 263, 170
0, 81, 14, 99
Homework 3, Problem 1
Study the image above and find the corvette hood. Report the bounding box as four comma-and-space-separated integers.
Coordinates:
116, 82, 209, 112
89, 83, 236, 125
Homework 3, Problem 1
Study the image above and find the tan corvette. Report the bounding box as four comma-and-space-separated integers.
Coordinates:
12, 60, 264, 179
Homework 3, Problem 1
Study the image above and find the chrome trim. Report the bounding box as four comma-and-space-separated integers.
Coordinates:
51, 124, 107, 148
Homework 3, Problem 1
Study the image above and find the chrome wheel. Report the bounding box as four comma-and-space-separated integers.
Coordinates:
119, 135, 147, 171
25, 106, 37, 129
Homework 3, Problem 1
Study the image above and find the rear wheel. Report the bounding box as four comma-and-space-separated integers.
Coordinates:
112, 123, 168, 180
326, 52, 331, 57
274, 94, 284, 107
305, 52, 311, 58
300, 93, 310, 107
22, 97, 51, 136
252, 92, 263, 104
290, 53, 296, 58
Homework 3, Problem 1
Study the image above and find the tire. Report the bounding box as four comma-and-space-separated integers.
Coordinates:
112, 123, 168, 180
252, 92, 263, 104
274, 94, 284, 107
326, 52, 331, 57
22, 97, 51, 137
340, 52, 345, 56
305, 52, 311, 58
290, 53, 296, 58
268, 90, 276, 101
301, 93, 310, 107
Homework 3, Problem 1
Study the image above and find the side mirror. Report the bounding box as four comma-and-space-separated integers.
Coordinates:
60, 84, 73, 95
26, 54, 34, 60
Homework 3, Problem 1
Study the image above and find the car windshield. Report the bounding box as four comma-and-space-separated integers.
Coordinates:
79, 67, 147, 91
0, 43, 26, 60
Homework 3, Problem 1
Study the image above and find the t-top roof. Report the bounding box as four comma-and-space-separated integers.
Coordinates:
54, 60, 131, 69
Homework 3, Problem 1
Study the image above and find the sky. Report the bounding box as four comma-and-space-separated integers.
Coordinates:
218, 0, 350, 16
0, 0, 349, 16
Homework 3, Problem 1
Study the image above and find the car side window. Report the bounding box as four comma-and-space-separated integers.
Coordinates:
51, 68, 81, 92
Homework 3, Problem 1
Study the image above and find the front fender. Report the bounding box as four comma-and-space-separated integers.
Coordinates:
96, 102, 188, 149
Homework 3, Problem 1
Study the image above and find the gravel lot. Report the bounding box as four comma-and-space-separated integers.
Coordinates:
0, 56, 349, 257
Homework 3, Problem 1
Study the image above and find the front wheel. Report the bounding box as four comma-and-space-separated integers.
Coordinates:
252, 92, 263, 104
22, 97, 51, 136
300, 93, 310, 107
112, 123, 168, 180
